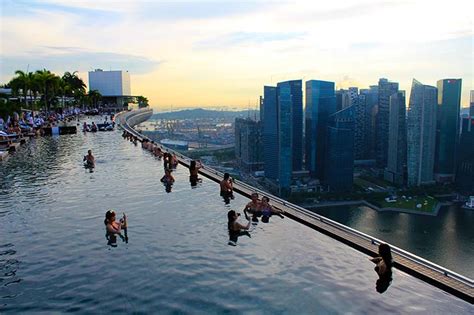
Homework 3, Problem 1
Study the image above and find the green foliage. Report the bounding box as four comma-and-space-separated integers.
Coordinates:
1, 68, 110, 111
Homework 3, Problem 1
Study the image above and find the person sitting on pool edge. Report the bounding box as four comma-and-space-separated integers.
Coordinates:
83, 149, 95, 167
220, 173, 234, 204
260, 196, 284, 223
227, 210, 251, 246
370, 243, 393, 293
243, 192, 261, 222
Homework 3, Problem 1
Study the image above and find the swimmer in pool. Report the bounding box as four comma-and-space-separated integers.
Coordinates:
243, 192, 261, 222
227, 210, 251, 246
83, 149, 95, 167
370, 243, 393, 293
104, 210, 127, 246
259, 196, 284, 223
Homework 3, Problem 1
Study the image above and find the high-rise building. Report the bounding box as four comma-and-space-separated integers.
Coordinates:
470, 90, 474, 117
235, 118, 264, 172
434, 79, 462, 182
360, 85, 378, 160
384, 91, 407, 185
336, 89, 344, 112
354, 93, 367, 160
259, 95, 264, 122
455, 117, 474, 191
263, 86, 278, 180
407, 79, 437, 186
280, 80, 303, 172
305, 80, 336, 178
375, 78, 399, 168
262, 80, 303, 195
325, 106, 355, 191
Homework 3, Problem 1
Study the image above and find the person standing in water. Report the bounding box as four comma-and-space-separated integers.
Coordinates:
83, 149, 95, 167
220, 173, 234, 204
227, 210, 250, 246
104, 210, 128, 247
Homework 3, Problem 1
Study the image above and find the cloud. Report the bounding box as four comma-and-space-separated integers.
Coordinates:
137, 1, 269, 20
194, 31, 306, 49
0, 47, 160, 80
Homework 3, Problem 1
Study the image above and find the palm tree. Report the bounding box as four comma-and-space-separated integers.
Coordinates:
136, 95, 149, 108
62, 71, 86, 102
9, 70, 32, 107
34, 69, 63, 110
88, 90, 102, 108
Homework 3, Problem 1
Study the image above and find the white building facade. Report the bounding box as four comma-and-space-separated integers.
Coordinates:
88, 69, 131, 96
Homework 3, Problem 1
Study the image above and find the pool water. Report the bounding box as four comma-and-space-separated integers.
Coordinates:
0, 130, 472, 313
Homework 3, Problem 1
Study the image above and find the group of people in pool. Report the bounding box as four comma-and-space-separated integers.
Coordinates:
118, 129, 394, 293
226, 192, 284, 246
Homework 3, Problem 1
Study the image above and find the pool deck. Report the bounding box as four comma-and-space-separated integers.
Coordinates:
118, 109, 474, 304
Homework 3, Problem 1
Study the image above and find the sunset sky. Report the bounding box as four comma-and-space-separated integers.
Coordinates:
1, 0, 472, 110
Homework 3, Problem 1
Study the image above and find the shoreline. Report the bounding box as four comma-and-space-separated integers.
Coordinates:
301, 199, 450, 216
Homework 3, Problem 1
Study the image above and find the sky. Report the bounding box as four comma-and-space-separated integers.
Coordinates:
0, 0, 472, 110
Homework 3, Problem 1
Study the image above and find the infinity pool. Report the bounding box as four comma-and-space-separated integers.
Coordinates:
0, 129, 472, 313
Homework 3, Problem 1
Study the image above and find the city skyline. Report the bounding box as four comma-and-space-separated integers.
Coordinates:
1, 0, 472, 109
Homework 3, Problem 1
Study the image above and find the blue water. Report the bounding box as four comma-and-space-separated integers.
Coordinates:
0, 130, 472, 313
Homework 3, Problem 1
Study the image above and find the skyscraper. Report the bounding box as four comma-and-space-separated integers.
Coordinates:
305, 80, 336, 178
360, 85, 378, 160
325, 106, 355, 191
434, 79, 462, 182
262, 80, 303, 195
354, 93, 367, 160
407, 79, 437, 186
263, 86, 278, 180
376, 78, 399, 168
281, 80, 303, 172
276, 81, 294, 193
384, 91, 407, 185
235, 118, 263, 172
470, 90, 474, 117
455, 117, 474, 191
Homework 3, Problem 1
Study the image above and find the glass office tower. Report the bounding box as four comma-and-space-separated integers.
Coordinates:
435, 79, 462, 182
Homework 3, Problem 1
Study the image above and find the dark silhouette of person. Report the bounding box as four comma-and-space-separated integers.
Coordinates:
370, 243, 393, 293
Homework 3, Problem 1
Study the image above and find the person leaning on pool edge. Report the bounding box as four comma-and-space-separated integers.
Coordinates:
370, 243, 393, 293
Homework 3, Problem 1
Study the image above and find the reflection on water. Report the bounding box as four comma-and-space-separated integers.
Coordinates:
0, 130, 472, 313
311, 205, 474, 278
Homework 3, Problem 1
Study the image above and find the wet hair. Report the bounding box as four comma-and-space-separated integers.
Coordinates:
379, 243, 392, 268
190, 160, 196, 170
227, 210, 236, 230
262, 196, 270, 202
224, 173, 230, 180
88, 149, 92, 155
104, 210, 115, 225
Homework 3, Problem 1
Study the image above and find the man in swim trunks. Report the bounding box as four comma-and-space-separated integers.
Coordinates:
243, 192, 261, 222
83, 149, 95, 167
220, 173, 234, 204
